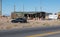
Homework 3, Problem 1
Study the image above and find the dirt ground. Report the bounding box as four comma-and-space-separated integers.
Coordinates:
0, 17, 60, 30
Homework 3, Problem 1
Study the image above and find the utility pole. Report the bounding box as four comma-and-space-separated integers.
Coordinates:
35, 7, 37, 20
35, 7, 37, 12
40, 0, 42, 11
0, 0, 2, 16
40, 6, 42, 12
23, 4, 24, 12
14, 4, 16, 12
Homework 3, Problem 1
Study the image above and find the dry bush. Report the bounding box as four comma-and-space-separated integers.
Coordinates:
43, 23, 50, 26
6, 26, 12, 29
13, 25, 18, 27
1, 27, 4, 29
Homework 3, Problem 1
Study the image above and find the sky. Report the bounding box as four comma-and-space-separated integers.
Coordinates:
2, 0, 60, 16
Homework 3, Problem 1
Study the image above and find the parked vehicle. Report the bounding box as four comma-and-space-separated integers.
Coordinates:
11, 18, 27, 23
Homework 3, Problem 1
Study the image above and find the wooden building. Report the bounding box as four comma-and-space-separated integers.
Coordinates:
11, 12, 46, 20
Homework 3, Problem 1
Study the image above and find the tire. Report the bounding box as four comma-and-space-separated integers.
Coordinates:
11, 21, 18, 23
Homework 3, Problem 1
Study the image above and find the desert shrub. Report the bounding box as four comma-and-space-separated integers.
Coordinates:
14, 25, 18, 27
43, 23, 50, 26
6, 26, 12, 29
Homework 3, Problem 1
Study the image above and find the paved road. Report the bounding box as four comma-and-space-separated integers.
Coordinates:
46, 34, 60, 37
0, 26, 60, 37
44, 33, 60, 37
27, 30, 60, 37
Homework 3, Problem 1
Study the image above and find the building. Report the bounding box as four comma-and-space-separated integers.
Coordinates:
45, 13, 53, 19
11, 12, 46, 20
57, 12, 60, 19
46, 13, 52, 16
0, 0, 2, 15
11, 12, 24, 19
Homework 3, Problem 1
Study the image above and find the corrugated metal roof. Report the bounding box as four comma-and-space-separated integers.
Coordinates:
13, 12, 36, 14
12, 11, 46, 14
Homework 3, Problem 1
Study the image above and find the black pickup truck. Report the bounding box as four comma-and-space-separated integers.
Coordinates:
11, 18, 27, 23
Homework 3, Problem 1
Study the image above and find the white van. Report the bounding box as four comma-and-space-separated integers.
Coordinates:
48, 15, 58, 20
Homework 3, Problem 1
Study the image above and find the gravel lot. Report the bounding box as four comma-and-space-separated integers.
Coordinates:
0, 17, 60, 30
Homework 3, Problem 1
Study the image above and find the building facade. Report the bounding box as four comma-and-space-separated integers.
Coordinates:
11, 12, 24, 19
57, 12, 60, 19
11, 12, 46, 20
